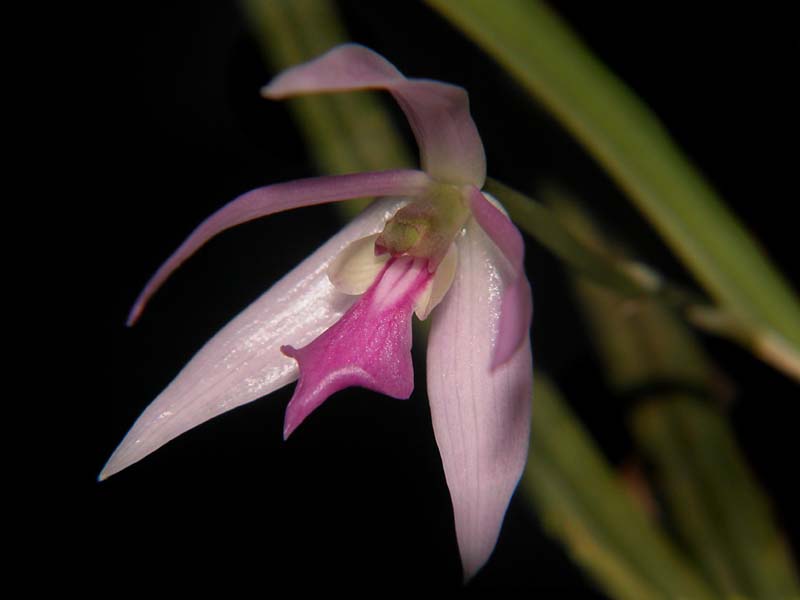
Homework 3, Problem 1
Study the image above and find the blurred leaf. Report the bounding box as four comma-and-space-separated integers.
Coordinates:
559, 197, 800, 598
241, 0, 413, 217
525, 375, 717, 600
427, 0, 800, 356
634, 397, 800, 599
489, 178, 800, 383
548, 192, 720, 393
485, 178, 644, 299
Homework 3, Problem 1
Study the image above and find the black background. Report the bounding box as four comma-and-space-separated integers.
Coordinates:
58, 1, 800, 594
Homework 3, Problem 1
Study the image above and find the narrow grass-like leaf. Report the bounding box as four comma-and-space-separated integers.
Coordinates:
489, 178, 800, 382
427, 0, 800, 353
524, 375, 717, 600
485, 178, 643, 299
633, 397, 800, 599
561, 198, 800, 598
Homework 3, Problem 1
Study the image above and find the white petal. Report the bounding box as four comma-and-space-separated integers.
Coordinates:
426, 218, 533, 580
327, 233, 389, 295
414, 242, 458, 321
100, 197, 407, 480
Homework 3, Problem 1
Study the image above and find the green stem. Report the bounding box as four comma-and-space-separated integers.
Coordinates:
487, 178, 800, 383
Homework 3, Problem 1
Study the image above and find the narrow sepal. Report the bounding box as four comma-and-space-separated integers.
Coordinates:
128, 169, 430, 324
467, 186, 533, 368
263, 44, 486, 187
427, 218, 533, 580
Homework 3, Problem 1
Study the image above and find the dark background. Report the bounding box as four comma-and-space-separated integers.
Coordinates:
68, 1, 799, 594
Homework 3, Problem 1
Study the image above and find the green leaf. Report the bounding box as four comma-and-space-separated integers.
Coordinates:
524, 375, 717, 600
485, 178, 643, 299
633, 397, 800, 599
427, 0, 800, 353
488, 178, 800, 382
561, 197, 800, 597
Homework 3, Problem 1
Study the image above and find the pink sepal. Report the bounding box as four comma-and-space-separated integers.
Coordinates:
263, 44, 486, 187
128, 169, 431, 325
467, 186, 533, 368
427, 218, 533, 580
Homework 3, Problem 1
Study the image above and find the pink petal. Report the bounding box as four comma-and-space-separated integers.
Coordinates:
100, 198, 409, 481
263, 44, 486, 188
426, 219, 533, 581
467, 186, 533, 368
128, 169, 431, 325
281, 256, 432, 438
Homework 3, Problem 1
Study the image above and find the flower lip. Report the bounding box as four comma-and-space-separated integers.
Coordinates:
280, 255, 433, 438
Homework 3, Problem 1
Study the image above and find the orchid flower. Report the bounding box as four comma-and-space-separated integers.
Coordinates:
101, 44, 533, 581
